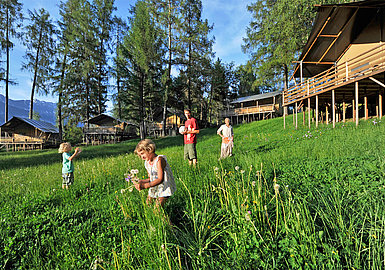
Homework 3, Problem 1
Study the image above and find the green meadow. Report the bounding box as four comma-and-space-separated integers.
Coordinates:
1, 115, 385, 269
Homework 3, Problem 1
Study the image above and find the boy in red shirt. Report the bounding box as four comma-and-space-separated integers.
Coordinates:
182, 109, 199, 167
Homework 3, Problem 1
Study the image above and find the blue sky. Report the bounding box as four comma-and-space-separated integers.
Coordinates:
1, 0, 254, 105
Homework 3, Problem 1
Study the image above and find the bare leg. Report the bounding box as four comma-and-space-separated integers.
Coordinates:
192, 159, 197, 167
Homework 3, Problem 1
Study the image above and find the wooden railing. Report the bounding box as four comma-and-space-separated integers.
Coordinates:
220, 104, 276, 117
283, 43, 385, 106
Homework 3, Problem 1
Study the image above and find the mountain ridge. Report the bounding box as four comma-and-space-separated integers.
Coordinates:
0, 94, 56, 126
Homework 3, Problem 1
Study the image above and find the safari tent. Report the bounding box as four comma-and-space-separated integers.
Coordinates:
220, 90, 283, 124
0, 117, 60, 151
83, 114, 137, 145
283, 0, 385, 128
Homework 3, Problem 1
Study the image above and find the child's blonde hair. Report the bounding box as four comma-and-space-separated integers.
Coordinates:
58, 142, 72, 153
135, 139, 156, 155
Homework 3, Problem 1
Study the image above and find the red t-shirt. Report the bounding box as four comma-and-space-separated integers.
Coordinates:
184, 118, 199, 144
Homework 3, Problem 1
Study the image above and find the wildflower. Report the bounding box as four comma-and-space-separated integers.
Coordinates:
161, 244, 166, 250
253, 200, 257, 204
214, 167, 219, 171
128, 186, 134, 192
245, 211, 251, 221
130, 169, 139, 175
52, 189, 56, 192
235, 166, 240, 171
121, 189, 125, 194
274, 183, 280, 192
251, 181, 256, 187
240, 170, 245, 174
208, 225, 211, 229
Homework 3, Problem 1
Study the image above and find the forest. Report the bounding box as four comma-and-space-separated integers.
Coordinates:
0, 0, 350, 140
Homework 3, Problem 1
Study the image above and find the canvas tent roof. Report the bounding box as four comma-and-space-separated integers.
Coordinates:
230, 90, 282, 104
293, 0, 385, 78
0, 117, 59, 133
87, 114, 137, 127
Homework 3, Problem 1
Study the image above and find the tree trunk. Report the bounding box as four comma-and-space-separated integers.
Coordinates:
5, 7, 9, 123
162, 0, 172, 137
58, 53, 67, 141
140, 72, 146, 139
30, 28, 43, 119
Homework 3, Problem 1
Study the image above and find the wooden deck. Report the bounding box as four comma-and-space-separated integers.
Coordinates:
283, 43, 385, 106
220, 104, 277, 118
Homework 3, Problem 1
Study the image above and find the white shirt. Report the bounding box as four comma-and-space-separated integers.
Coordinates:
217, 124, 233, 138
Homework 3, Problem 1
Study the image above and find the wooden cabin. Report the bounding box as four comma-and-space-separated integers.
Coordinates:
148, 108, 184, 137
283, 0, 385, 129
83, 114, 137, 145
0, 117, 60, 151
220, 90, 283, 124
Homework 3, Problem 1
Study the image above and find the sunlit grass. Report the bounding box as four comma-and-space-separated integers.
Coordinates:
1, 114, 385, 268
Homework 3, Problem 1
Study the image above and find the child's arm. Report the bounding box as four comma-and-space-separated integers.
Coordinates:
136, 157, 166, 190
69, 147, 82, 161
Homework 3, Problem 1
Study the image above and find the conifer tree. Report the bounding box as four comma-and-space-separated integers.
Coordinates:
0, 0, 23, 122
22, 8, 57, 119
120, 0, 163, 139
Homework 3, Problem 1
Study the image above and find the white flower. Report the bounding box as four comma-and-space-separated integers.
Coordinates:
240, 170, 245, 174
251, 181, 256, 187
128, 186, 134, 192
130, 169, 139, 175
214, 167, 219, 171
274, 183, 280, 193
120, 189, 125, 194
235, 166, 240, 171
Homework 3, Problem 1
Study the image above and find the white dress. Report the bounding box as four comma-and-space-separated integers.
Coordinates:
144, 155, 176, 198
217, 124, 234, 158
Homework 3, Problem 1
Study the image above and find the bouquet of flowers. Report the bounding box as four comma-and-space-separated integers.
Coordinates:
121, 169, 140, 193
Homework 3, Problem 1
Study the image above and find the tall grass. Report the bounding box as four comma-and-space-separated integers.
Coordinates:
1, 114, 385, 269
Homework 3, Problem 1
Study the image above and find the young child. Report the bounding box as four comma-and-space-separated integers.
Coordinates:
134, 139, 176, 207
58, 142, 82, 190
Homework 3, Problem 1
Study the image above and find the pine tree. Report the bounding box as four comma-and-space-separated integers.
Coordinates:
179, 0, 213, 111
147, 0, 183, 135
120, 0, 163, 139
22, 8, 57, 119
0, 0, 23, 122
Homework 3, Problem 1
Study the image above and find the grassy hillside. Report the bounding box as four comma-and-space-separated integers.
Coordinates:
1, 115, 385, 269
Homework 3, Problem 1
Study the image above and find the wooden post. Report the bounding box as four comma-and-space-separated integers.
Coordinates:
293, 105, 295, 126
308, 98, 311, 129
364, 96, 368, 120
295, 102, 298, 129
303, 107, 305, 126
332, 89, 336, 128
343, 101, 346, 123
284, 106, 286, 129
326, 106, 329, 125
352, 99, 355, 122
378, 89, 382, 119
355, 81, 359, 126
316, 95, 319, 128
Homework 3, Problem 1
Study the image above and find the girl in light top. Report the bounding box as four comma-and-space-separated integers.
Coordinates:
217, 118, 234, 159
134, 139, 176, 207
58, 142, 82, 190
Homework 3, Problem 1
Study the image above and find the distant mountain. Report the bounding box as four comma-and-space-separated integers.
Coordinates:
0, 94, 57, 126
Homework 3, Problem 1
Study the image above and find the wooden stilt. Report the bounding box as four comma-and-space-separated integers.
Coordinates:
343, 101, 346, 123
352, 99, 356, 122
364, 96, 368, 120
316, 95, 319, 128
326, 106, 329, 125
308, 98, 311, 129
332, 89, 336, 128
284, 106, 286, 129
295, 102, 298, 129
378, 89, 382, 119
355, 81, 359, 126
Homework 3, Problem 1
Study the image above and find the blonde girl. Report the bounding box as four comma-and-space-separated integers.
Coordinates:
58, 142, 82, 189
134, 139, 176, 207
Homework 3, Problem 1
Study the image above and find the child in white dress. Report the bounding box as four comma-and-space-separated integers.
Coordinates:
134, 139, 176, 207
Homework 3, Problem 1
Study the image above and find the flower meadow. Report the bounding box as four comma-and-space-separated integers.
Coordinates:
1, 114, 385, 269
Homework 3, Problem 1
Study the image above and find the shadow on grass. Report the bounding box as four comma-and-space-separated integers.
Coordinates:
0, 130, 212, 171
